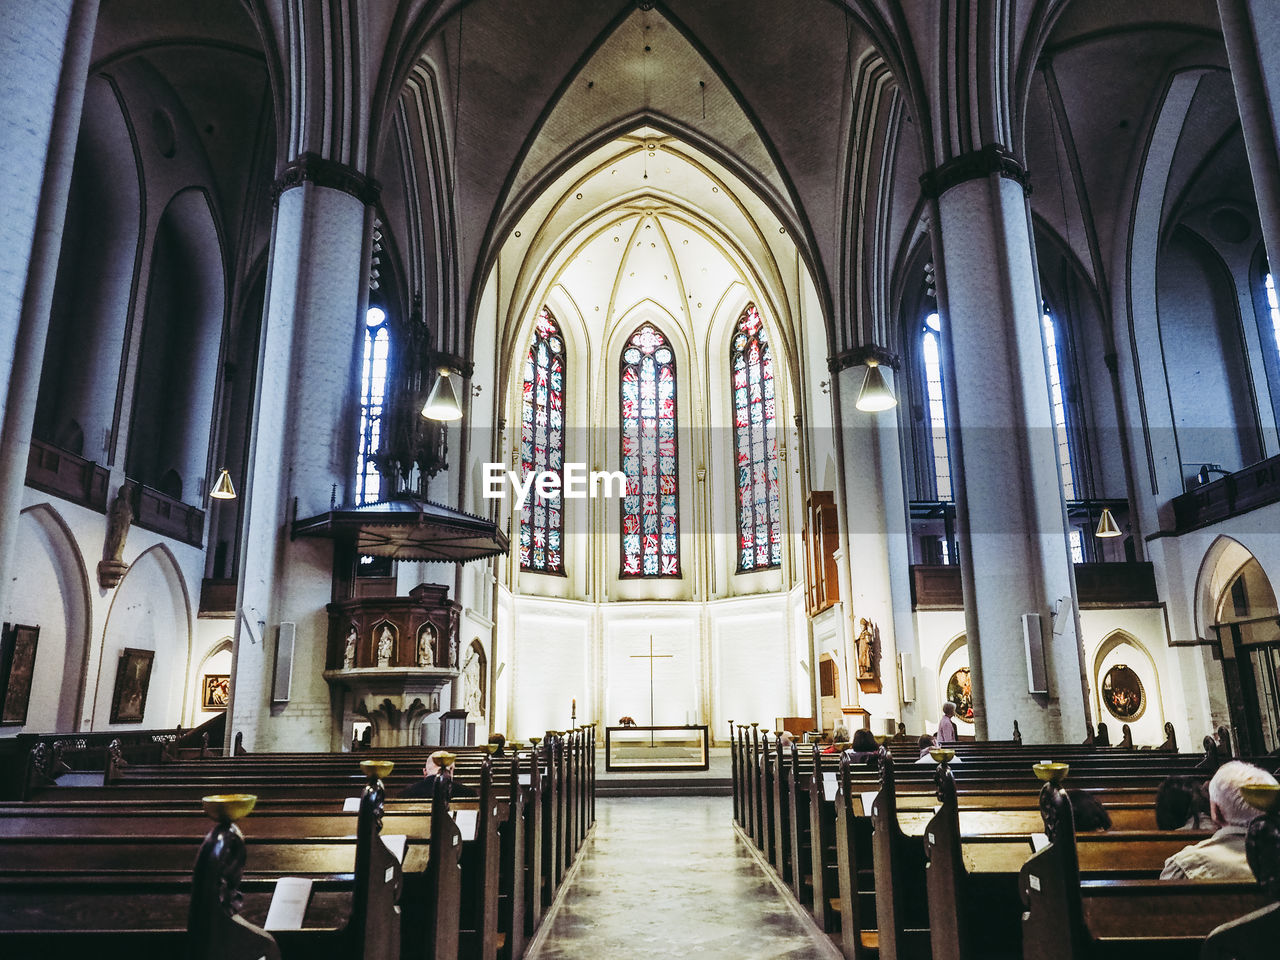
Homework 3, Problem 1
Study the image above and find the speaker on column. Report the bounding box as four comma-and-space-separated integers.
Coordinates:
273, 622, 295, 703
1022, 613, 1048, 694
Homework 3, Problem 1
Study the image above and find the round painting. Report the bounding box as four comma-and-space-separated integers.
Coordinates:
945, 667, 974, 723
1101, 664, 1145, 721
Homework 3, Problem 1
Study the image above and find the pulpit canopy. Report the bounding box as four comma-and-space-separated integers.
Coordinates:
292, 497, 508, 562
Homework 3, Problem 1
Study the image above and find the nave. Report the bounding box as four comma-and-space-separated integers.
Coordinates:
529, 796, 836, 960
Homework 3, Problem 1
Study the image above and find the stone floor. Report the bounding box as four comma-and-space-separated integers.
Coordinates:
527, 796, 840, 960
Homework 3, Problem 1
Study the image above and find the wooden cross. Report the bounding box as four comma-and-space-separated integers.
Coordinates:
630, 635, 672, 740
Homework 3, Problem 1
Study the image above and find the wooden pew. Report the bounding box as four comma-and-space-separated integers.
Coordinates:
0, 761, 413, 960
1019, 767, 1271, 960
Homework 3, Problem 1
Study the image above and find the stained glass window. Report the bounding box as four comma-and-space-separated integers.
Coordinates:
1042, 308, 1076, 500
731, 304, 781, 570
1264, 272, 1280, 357
620, 322, 679, 577
922, 313, 952, 501
519, 307, 565, 574
357, 306, 389, 505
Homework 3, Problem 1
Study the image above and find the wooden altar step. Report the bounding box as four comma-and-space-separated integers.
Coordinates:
596, 775, 734, 798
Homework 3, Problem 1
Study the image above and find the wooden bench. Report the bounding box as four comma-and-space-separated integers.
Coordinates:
0, 762, 415, 960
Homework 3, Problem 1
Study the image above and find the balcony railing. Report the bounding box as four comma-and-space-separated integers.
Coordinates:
25, 439, 109, 512
911, 561, 1158, 609
909, 498, 1131, 566
1165, 453, 1280, 535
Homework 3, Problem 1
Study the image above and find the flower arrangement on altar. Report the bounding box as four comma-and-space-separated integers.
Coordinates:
618, 716, 636, 727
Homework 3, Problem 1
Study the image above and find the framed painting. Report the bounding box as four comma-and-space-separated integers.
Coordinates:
110, 648, 155, 724
946, 666, 975, 723
1101, 664, 1145, 721
0, 623, 40, 726
201, 673, 230, 711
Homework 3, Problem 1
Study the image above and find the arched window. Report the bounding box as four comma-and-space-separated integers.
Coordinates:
921, 312, 952, 502
731, 304, 780, 570
519, 308, 566, 574
357, 305, 389, 505
620, 322, 679, 577
1042, 307, 1077, 499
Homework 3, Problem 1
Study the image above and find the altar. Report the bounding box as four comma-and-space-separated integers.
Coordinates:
604, 724, 710, 771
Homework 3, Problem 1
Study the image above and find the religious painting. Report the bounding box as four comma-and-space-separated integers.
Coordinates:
0, 623, 40, 725
1101, 664, 1145, 721
946, 667, 974, 723
110, 648, 154, 724
201, 674, 230, 711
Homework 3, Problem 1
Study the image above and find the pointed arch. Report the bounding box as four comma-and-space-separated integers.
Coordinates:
519, 307, 567, 574
1194, 535, 1267, 641
12, 504, 92, 731
99, 543, 193, 729
730, 303, 781, 571
619, 320, 680, 578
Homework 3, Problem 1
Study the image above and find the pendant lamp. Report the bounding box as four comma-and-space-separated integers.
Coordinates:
1095, 507, 1121, 539
421, 367, 464, 421
855, 360, 897, 412
210, 468, 237, 500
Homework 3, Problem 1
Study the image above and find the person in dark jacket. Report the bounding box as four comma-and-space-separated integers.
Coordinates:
400, 750, 478, 799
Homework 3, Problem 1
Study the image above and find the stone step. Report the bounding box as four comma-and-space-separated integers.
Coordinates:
596, 776, 733, 797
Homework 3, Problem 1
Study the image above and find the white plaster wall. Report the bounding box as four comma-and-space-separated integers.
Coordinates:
1078, 609, 1169, 746
709, 595, 790, 731
508, 598, 592, 739
190, 622, 233, 726
3, 488, 203, 737
912, 609, 968, 735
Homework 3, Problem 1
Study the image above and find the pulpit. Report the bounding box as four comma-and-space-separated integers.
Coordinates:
323, 583, 462, 746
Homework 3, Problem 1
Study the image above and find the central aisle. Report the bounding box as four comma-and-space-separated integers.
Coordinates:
527, 796, 841, 960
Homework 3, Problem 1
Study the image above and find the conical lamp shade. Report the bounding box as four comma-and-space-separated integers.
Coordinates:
856, 363, 897, 412
210, 468, 236, 500
421, 368, 463, 421
1095, 507, 1121, 538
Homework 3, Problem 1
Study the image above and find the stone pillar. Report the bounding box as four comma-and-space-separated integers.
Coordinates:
1218, 0, 1280, 270
923, 148, 1089, 743
0, 0, 98, 619
830, 356, 913, 728
228, 157, 375, 751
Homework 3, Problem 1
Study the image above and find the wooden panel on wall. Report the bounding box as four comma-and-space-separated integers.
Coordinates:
803, 490, 840, 616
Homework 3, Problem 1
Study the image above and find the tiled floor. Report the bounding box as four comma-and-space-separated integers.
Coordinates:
527, 796, 839, 960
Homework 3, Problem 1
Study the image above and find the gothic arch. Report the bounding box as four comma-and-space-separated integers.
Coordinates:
98, 543, 193, 729
1194, 535, 1267, 641
1091, 629, 1165, 741
10, 504, 92, 732
127, 186, 226, 503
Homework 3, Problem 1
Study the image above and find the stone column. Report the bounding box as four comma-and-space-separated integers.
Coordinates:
0, 0, 99, 619
923, 148, 1089, 743
1218, 0, 1280, 270
830, 355, 913, 729
228, 157, 374, 751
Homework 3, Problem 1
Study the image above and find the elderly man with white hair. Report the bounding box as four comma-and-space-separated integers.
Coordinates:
1160, 760, 1278, 880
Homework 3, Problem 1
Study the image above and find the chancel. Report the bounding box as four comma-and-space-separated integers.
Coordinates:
4, 2, 1280, 958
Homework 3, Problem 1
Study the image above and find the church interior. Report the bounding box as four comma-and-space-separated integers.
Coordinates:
4, 1, 1280, 957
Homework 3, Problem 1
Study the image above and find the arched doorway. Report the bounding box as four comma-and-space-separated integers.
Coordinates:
1203, 541, 1280, 753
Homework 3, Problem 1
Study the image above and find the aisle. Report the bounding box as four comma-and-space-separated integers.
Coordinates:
527, 796, 840, 960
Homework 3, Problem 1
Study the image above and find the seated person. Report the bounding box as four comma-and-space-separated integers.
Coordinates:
823, 726, 850, 754
914, 733, 963, 764
488, 732, 507, 756
843, 727, 880, 767
400, 750, 479, 800
1155, 775, 1211, 830
1160, 761, 1278, 880
1067, 789, 1112, 831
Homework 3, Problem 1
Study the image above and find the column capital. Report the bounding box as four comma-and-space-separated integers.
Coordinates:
272, 153, 380, 206
827, 343, 899, 375
920, 144, 1030, 200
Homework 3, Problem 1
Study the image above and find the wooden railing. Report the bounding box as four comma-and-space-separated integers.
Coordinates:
910, 562, 1158, 609
130, 481, 204, 547
1166, 453, 1280, 534
25, 439, 109, 512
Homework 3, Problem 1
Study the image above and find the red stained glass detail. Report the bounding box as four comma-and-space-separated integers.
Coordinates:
731, 304, 780, 571
519, 307, 566, 574
620, 322, 679, 577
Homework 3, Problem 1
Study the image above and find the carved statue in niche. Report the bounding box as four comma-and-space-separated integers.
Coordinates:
856, 618, 876, 678
417, 623, 436, 667
462, 641, 485, 718
343, 625, 358, 669
376, 624, 395, 668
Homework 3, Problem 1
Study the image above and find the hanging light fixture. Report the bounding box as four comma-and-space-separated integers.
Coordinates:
209, 468, 237, 500
421, 366, 464, 421
855, 360, 897, 412
1095, 507, 1121, 539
